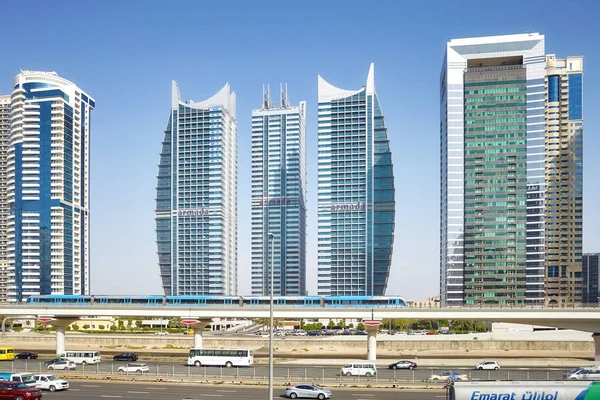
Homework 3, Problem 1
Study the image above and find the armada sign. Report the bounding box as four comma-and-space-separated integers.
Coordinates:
176, 209, 210, 217
331, 201, 366, 212
258, 197, 299, 206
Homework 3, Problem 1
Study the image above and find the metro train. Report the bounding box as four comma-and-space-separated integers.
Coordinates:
25, 295, 408, 308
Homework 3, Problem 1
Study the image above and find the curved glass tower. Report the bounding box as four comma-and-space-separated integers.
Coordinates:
8, 71, 94, 301
156, 82, 238, 296
317, 64, 395, 296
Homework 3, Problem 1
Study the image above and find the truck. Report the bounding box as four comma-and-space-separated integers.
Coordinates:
449, 381, 600, 400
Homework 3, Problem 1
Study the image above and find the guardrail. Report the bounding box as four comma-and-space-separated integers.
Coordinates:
2, 362, 570, 385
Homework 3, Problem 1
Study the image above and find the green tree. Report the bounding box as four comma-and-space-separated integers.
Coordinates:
72, 324, 80, 331
391, 319, 415, 331
327, 320, 335, 329
338, 320, 346, 330
136, 320, 143, 329
356, 322, 365, 331
110, 325, 117, 331
348, 323, 354, 329
99, 325, 105, 330
82, 324, 90, 330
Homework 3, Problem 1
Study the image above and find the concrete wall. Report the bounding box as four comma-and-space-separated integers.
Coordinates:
0, 334, 594, 355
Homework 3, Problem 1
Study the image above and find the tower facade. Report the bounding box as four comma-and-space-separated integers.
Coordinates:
7, 71, 94, 301
250, 86, 307, 295
156, 82, 238, 296
544, 55, 584, 305
317, 64, 395, 296
440, 34, 546, 305
0, 95, 10, 302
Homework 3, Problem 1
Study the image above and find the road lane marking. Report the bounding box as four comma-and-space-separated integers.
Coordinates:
352, 396, 374, 397
128, 391, 150, 394
82, 384, 100, 387
147, 387, 167, 390
216, 390, 238, 392
200, 395, 224, 397
69, 389, 80, 391
101, 396, 123, 398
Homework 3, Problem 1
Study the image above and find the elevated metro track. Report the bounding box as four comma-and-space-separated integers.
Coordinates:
1, 304, 600, 332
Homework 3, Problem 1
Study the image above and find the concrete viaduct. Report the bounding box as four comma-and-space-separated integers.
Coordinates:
1, 304, 600, 361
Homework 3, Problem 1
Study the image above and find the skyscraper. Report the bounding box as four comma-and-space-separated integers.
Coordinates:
582, 253, 599, 304
440, 34, 546, 305
250, 85, 307, 295
0, 95, 10, 302
544, 55, 584, 305
156, 81, 238, 296
317, 64, 395, 296
7, 71, 94, 301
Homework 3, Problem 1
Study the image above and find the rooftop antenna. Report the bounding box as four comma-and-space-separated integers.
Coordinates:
280, 83, 287, 108
263, 85, 269, 109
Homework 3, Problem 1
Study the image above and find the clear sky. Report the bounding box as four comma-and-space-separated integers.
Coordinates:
1, 0, 598, 299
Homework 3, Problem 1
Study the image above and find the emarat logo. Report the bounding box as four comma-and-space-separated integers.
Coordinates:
576, 382, 600, 400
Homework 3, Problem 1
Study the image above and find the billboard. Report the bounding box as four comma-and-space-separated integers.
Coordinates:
449, 381, 600, 400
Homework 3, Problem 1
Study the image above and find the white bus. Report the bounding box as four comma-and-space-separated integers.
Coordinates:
60, 350, 101, 365
188, 348, 253, 367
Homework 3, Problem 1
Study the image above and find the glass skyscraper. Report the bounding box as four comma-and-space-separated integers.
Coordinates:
544, 55, 584, 305
156, 81, 238, 296
317, 64, 395, 296
583, 254, 599, 304
440, 34, 546, 305
250, 86, 307, 295
7, 71, 94, 301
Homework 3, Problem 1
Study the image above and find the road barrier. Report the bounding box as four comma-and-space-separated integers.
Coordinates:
5, 361, 570, 387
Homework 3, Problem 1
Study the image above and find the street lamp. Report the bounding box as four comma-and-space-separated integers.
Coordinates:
268, 232, 275, 400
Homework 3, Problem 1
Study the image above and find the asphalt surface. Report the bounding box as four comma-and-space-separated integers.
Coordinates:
48, 381, 448, 400
5, 359, 572, 383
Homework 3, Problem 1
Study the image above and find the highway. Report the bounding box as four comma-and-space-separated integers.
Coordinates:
45, 380, 447, 399
5, 359, 571, 383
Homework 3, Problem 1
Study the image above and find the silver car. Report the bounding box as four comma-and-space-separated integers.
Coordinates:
284, 384, 332, 399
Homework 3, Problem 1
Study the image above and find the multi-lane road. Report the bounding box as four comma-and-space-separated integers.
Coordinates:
42, 381, 447, 400
6, 359, 571, 383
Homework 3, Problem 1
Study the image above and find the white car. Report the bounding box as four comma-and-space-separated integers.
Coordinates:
48, 360, 76, 370
155, 331, 169, 336
117, 363, 150, 373
33, 374, 69, 392
475, 361, 500, 370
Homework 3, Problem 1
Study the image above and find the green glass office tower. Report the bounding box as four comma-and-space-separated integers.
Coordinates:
463, 66, 529, 304
440, 34, 546, 305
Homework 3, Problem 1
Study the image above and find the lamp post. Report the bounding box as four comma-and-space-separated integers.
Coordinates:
268, 232, 275, 400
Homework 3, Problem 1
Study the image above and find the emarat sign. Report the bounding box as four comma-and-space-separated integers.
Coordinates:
449, 381, 600, 400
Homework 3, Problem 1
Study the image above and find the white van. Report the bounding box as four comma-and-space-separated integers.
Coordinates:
340, 362, 377, 377
0, 372, 36, 387
563, 366, 600, 380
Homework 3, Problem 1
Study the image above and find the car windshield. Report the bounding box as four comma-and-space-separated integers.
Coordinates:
46, 376, 58, 381
568, 368, 582, 374
22, 375, 35, 384
15, 383, 28, 389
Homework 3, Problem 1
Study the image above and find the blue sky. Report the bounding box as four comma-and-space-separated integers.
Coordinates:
1, 0, 598, 298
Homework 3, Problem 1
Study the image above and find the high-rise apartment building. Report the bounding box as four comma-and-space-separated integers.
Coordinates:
250, 85, 307, 295
582, 253, 599, 304
7, 71, 94, 301
440, 34, 547, 305
156, 82, 238, 296
544, 55, 584, 305
0, 95, 10, 302
317, 64, 395, 296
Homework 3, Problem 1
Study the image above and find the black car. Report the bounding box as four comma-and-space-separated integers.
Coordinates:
44, 357, 71, 367
388, 360, 417, 370
113, 352, 138, 361
15, 352, 38, 359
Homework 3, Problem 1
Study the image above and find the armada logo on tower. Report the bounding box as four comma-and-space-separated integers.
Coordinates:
331, 201, 366, 212
176, 209, 210, 217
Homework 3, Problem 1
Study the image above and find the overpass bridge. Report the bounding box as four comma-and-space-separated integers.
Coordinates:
2, 304, 600, 361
